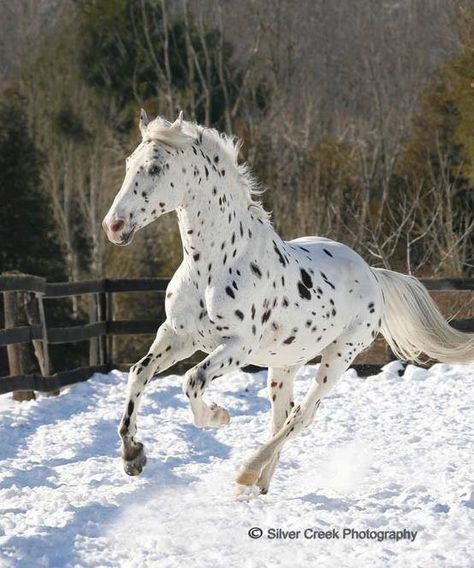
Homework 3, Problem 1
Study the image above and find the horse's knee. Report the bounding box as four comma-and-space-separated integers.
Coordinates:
130, 352, 154, 379
183, 367, 207, 398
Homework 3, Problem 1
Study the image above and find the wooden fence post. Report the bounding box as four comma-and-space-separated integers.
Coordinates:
37, 293, 51, 376
3, 290, 35, 401
98, 290, 107, 367
24, 291, 58, 396
106, 288, 114, 369
89, 293, 99, 366
24, 292, 50, 376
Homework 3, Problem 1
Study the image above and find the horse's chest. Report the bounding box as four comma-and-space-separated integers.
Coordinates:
166, 290, 225, 352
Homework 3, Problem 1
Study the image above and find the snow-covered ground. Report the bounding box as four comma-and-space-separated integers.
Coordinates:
0, 362, 472, 568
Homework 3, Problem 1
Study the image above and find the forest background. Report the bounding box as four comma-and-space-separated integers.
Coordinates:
0, 0, 472, 370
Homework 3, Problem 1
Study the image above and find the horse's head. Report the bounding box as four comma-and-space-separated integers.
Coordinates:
103, 110, 192, 245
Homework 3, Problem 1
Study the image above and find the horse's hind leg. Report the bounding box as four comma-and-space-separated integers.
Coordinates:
236, 325, 375, 492
256, 366, 297, 494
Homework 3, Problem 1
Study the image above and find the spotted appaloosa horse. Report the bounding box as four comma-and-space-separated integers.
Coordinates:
103, 111, 473, 495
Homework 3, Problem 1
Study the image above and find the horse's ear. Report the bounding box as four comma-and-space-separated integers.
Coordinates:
139, 108, 149, 137
170, 111, 184, 131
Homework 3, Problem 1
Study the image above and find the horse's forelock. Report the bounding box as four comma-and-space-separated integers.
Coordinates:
144, 118, 195, 147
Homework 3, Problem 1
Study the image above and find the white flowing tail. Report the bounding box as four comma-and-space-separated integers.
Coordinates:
373, 268, 474, 364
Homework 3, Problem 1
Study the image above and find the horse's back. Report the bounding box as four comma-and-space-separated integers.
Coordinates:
288, 236, 371, 271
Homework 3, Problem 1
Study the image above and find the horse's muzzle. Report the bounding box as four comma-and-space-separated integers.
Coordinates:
102, 216, 136, 246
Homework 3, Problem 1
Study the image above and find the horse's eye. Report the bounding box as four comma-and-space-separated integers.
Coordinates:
149, 164, 161, 176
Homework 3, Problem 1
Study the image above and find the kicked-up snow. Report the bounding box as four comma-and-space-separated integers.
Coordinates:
0, 362, 473, 567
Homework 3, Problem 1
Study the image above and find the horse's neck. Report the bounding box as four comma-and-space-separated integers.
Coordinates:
176, 178, 270, 274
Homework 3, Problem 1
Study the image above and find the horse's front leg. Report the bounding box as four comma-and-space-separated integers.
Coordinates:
119, 322, 195, 476
182, 338, 250, 428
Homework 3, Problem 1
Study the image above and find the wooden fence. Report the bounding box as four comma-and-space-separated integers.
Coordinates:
1, 273, 472, 397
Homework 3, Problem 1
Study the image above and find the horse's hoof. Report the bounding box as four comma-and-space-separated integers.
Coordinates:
234, 483, 261, 500
122, 444, 147, 476
235, 466, 260, 486
212, 405, 230, 426
195, 403, 230, 428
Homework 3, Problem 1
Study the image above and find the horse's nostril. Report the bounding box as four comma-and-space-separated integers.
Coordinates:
110, 218, 126, 233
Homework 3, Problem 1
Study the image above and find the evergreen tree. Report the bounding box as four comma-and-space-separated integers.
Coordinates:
0, 90, 65, 279
77, 0, 240, 127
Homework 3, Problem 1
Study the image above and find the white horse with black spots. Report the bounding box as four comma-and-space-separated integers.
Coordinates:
103, 111, 473, 495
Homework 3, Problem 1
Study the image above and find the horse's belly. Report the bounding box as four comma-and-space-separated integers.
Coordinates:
193, 330, 222, 354
247, 347, 320, 367
247, 319, 338, 367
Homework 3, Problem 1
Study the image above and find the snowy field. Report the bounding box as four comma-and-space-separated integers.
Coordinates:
0, 362, 473, 568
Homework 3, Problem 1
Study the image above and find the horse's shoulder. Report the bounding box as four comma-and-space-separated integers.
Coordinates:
165, 265, 197, 302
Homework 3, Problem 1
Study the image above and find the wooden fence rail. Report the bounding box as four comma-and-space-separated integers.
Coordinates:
1, 274, 473, 396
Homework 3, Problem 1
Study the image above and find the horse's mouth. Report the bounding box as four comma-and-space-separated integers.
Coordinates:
115, 226, 136, 246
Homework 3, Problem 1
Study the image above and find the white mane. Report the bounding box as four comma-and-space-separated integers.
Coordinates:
145, 117, 271, 223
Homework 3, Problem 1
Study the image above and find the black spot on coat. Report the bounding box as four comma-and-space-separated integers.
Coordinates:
273, 241, 287, 267
250, 263, 262, 278
297, 282, 311, 300
300, 268, 313, 289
